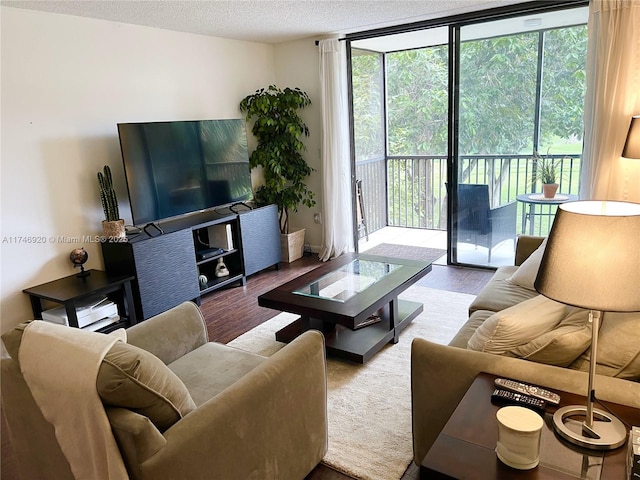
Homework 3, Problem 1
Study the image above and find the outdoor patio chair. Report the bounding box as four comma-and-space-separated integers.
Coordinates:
356, 179, 369, 241
456, 183, 516, 262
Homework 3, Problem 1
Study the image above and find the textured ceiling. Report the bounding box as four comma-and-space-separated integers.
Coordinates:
2, 0, 530, 44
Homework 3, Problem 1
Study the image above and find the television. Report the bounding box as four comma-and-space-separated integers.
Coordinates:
117, 119, 253, 225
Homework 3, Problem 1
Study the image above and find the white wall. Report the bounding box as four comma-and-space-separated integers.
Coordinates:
0, 7, 276, 333
273, 39, 324, 250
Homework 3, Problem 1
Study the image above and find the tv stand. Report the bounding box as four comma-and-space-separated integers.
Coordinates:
229, 202, 252, 213
192, 216, 245, 295
102, 204, 280, 320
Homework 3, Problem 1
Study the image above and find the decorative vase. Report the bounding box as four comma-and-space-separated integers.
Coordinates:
280, 228, 305, 263
542, 183, 559, 199
214, 258, 230, 277
102, 219, 126, 239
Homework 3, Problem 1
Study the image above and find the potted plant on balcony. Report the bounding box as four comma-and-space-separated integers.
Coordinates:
240, 85, 316, 262
97, 165, 125, 238
532, 151, 560, 198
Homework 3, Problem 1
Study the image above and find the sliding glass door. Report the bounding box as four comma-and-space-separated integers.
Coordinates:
351, 28, 450, 254
453, 9, 587, 266
351, 48, 386, 238
347, 1, 588, 268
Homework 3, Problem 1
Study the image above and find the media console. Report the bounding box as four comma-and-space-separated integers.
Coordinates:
102, 204, 280, 320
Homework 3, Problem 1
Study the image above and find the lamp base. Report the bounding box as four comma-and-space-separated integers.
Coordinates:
553, 405, 627, 450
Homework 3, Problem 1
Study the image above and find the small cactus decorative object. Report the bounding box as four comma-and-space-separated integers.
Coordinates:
98, 165, 120, 222
97, 165, 125, 238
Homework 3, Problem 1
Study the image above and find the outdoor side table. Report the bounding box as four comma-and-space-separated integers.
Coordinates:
516, 193, 578, 235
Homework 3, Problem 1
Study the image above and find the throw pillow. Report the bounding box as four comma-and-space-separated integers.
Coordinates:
507, 307, 592, 366
569, 311, 640, 381
97, 341, 197, 432
467, 294, 568, 355
2, 321, 195, 431
506, 237, 548, 290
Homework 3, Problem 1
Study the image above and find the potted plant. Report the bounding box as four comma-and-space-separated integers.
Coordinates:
240, 85, 316, 262
532, 151, 560, 198
98, 165, 125, 238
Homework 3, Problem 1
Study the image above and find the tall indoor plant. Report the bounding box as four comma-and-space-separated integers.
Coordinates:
240, 85, 316, 261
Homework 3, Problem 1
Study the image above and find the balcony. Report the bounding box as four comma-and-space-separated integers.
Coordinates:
356, 153, 581, 266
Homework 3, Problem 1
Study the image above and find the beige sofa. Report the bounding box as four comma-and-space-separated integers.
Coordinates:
448, 235, 640, 380
450, 235, 545, 347
411, 338, 640, 467
1, 302, 328, 480
411, 234, 640, 467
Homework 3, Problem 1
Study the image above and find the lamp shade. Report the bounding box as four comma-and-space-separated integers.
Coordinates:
622, 115, 640, 159
534, 201, 640, 312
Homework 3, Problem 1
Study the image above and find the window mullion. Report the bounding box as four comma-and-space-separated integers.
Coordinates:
533, 30, 545, 154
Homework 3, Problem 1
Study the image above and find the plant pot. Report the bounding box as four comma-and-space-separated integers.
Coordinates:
542, 183, 559, 199
102, 219, 126, 239
280, 228, 305, 263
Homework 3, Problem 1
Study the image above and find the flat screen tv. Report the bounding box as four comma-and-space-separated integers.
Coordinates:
117, 119, 253, 225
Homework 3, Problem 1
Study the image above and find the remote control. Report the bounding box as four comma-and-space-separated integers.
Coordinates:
495, 378, 561, 405
491, 389, 546, 414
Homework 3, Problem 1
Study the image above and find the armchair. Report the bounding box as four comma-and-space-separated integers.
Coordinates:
1, 302, 328, 480
456, 183, 517, 262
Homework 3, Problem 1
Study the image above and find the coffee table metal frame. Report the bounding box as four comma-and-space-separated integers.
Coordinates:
258, 252, 432, 363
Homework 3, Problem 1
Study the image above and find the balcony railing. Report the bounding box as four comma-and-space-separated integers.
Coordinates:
356, 154, 581, 237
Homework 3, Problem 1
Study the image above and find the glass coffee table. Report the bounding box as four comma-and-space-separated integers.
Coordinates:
258, 252, 432, 363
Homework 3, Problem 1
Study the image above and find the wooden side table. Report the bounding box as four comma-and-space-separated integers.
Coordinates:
421, 373, 639, 479
23, 269, 137, 332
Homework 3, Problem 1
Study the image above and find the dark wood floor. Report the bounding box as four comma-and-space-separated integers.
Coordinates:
201, 256, 493, 343
1, 255, 493, 480
201, 255, 493, 480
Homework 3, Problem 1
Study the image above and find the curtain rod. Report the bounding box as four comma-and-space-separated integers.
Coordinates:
326, 0, 587, 44
314, 38, 347, 46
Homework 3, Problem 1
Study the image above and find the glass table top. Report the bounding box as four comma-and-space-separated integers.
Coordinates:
293, 259, 402, 303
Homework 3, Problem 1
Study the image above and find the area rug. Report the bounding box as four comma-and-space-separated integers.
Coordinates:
364, 243, 446, 264
227, 285, 475, 480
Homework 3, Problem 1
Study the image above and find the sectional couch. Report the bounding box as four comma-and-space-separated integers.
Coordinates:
411, 235, 640, 467
449, 235, 640, 380
411, 338, 640, 467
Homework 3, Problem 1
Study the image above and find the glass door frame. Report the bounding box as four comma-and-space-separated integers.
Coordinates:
345, 0, 589, 267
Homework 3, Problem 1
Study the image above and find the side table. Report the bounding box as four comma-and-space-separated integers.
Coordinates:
516, 194, 578, 235
23, 269, 137, 332
421, 372, 640, 479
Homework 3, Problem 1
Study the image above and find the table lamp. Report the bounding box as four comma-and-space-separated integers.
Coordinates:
534, 200, 640, 450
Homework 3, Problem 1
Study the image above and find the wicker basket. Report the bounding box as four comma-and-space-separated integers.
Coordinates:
280, 228, 305, 263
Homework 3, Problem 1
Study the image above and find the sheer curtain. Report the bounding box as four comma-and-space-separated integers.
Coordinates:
318, 38, 354, 261
581, 0, 640, 201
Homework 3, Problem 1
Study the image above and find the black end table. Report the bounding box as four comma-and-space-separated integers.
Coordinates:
23, 269, 136, 332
